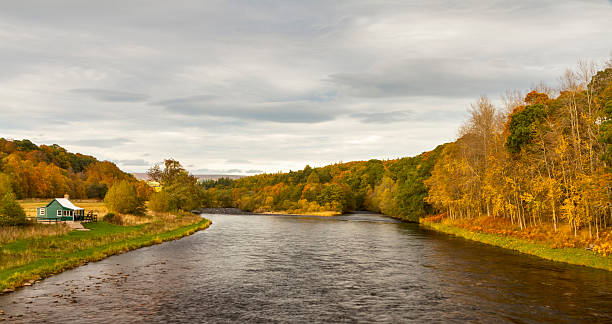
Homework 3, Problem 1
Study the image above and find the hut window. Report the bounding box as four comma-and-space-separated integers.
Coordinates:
57, 210, 62, 216
40, 208, 45, 216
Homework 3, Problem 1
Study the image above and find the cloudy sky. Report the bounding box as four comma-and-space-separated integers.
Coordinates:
1, 1, 611, 174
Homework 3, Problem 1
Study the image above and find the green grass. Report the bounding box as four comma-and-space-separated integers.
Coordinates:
0, 217, 211, 292
420, 220, 612, 271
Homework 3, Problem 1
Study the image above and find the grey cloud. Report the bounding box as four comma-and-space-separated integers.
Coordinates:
351, 111, 413, 124
115, 159, 150, 166
69, 138, 131, 148
1, 0, 611, 174
155, 95, 340, 124
245, 169, 263, 174
71, 88, 149, 102
329, 58, 537, 99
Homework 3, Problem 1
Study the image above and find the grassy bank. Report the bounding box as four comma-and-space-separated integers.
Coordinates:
0, 214, 210, 293
420, 218, 612, 271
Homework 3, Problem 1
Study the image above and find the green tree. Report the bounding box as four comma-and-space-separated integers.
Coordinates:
505, 103, 546, 154
149, 190, 170, 212
0, 192, 27, 226
0, 172, 12, 196
104, 180, 144, 214
86, 182, 108, 199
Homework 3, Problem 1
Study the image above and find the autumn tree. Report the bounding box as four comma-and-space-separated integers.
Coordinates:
148, 159, 202, 211
104, 180, 144, 214
0, 192, 27, 226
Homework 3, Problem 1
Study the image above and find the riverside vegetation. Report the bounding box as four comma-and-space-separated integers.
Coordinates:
0, 143, 212, 292
1, 59, 611, 283
200, 60, 612, 266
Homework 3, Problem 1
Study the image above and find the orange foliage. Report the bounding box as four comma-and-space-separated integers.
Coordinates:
435, 215, 612, 257
524, 90, 549, 105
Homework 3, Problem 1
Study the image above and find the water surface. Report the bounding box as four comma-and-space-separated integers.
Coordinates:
1, 213, 611, 323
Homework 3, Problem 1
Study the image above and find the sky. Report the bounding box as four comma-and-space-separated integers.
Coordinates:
1, 1, 611, 175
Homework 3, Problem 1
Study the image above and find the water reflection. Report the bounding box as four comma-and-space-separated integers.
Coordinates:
0, 213, 610, 323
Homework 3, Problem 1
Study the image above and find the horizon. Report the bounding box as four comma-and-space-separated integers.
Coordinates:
1, 1, 612, 175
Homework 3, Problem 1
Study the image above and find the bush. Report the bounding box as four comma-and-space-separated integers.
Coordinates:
104, 180, 145, 214
102, 213, 122, 225
86, 182, 108, 199
0, 192, 27, 226
149, 191, 170, 212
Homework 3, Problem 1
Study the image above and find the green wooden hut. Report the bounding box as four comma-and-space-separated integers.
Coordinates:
37, 196, 85, 222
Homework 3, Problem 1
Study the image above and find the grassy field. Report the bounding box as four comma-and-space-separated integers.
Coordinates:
19, 199, 108, 218
0, 211, 210, 293
0, 200, 108, 245
420, 218, 612, 271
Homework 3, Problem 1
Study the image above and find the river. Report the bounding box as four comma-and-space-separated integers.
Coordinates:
0, 213, 611, 323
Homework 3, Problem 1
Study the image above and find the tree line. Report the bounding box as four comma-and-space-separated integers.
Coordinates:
201, 61, 612, 238
0, 138, 148, 200
426, 62, 612, 238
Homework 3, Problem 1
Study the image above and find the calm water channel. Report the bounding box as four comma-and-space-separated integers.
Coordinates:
1, 213, 611, 323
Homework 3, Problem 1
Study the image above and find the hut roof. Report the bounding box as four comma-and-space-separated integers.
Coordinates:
52, 198, 85, 210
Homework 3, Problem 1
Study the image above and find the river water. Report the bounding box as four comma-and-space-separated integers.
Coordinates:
0, 213, 611, 323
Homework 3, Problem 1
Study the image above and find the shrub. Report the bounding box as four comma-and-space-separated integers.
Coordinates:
86, 182, 108, 199
149, 191, 170, 212
102, 213, 122, 225
104, 180, 145, 214
0, 192, 27, 226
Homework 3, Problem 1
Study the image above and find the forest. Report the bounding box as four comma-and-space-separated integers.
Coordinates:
202, 61, 612, 253
201, 148, 444, 221
0, 138, 146, 200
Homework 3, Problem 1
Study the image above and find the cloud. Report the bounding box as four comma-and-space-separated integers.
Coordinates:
226, 159, 251, 164
114, 159, 150, 166
68, 138, 131, 148
154, 95, 341, 123
351, 111, 413, 124
245, 169, 263, 174
328, 57, 535, 99
1, 0, 611, 174
70, 88, 149, 102
190, 168, 243, 174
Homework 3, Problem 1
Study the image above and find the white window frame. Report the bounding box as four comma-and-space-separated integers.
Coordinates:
57, 210, 62, 217
40, 208, 45, 216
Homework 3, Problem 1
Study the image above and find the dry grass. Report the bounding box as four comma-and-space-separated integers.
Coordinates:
0, 223, 71, 245
423, 214, 612, 257
19, 199, 107, 218
113, 213, 153, 226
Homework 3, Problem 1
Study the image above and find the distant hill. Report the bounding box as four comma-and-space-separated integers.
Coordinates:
131, 173, 244, 181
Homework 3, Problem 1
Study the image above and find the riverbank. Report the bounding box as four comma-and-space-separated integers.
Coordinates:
196, 207, 341, 217
0, 213, 210, 293
260, 210, 341, 217
420, 217, 612, 271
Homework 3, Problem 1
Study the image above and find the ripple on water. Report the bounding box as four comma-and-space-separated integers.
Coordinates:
0, 213, 611, 323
